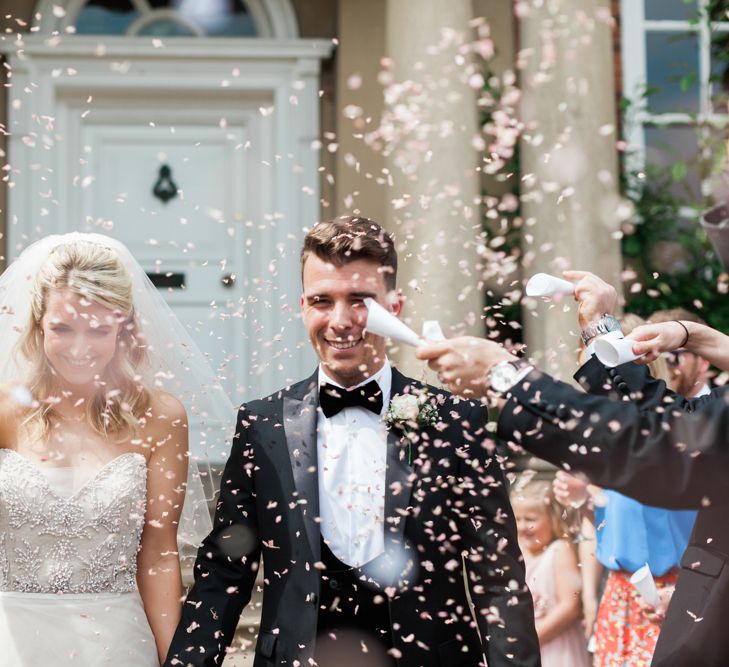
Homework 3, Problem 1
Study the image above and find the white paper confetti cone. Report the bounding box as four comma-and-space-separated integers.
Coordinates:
525, 272, 576, 297
364, 298, 422, 347
594, 336, 643, 367
630, 563, 659, 607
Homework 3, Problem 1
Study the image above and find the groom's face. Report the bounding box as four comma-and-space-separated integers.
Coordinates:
301, 254, 401, 387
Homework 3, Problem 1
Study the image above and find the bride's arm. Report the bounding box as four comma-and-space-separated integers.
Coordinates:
137, 392, 189, 664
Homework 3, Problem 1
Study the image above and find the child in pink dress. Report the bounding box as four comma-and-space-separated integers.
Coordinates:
512, 478, 591, 667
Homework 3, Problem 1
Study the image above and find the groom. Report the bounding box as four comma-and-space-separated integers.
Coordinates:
164, 217, 539, 667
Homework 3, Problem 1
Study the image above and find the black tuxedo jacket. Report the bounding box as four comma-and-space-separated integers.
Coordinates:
497, 357, 729, 666
165, 368, 540, 667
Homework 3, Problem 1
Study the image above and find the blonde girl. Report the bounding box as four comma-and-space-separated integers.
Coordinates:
511, 478, 591, 667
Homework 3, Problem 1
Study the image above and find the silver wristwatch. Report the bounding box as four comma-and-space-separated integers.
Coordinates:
580, 314, 622, 345
487, 360, 533, 395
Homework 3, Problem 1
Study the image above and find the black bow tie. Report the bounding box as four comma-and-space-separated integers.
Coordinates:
319, 380, 384, 418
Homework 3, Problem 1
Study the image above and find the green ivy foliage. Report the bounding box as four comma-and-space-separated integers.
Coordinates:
620, 164, 729, 333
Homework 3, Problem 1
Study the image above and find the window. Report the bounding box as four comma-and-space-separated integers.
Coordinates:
621, 0, 729, 204
72, 0, 258, 38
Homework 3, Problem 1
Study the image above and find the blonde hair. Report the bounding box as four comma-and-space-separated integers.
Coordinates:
19, 240, 151, 438
510, 478, 568, 545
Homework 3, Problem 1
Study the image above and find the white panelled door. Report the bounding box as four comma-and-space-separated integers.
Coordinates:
6, 39, 330, 459
78, 101, 258, 402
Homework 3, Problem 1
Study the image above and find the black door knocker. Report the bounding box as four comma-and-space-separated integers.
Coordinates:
153, 164, 178, 204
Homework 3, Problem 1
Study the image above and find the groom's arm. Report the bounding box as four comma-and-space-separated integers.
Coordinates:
164, 406, 261, 667
457, 402, 541, 667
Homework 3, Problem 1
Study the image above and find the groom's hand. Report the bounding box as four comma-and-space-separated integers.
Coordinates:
416, 336, 516, 398
563, 270, 618, 329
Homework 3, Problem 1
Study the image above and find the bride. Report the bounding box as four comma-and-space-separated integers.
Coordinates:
0, 233, 232, 665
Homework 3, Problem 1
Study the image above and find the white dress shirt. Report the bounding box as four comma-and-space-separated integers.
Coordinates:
695, 382, 711, 397
316, 360, 391, 567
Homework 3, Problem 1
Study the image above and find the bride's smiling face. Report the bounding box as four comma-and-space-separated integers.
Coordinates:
40, 289, 122, 387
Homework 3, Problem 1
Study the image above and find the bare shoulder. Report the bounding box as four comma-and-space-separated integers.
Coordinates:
147, 390, 188, 424
552, 538, 578, 563
140, 391, 189, 457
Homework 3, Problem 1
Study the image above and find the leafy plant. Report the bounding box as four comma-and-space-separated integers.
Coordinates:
620, 161, 729, 332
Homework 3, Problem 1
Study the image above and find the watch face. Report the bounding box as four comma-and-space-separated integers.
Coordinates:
491, 363, 517, 393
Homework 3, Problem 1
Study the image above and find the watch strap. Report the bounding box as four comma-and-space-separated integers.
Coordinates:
581, 314, 622, 345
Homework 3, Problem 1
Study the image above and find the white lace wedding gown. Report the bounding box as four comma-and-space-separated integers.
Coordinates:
0, 448, 159, 665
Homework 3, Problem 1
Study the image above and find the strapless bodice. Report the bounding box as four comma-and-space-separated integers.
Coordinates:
0, 449, 147, 594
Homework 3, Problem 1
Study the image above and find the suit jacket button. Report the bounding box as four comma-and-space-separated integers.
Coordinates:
607, 368, 617, 377
617, 382, 629, 392
556, 406, 569, 420
329, 578, 340, 590
545, 404, 558, 415
612, 374, 623, 383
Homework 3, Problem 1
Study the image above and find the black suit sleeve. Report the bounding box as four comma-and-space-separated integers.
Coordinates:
164, 406, 261, 667
458, 403, 541, 667
497, 364, 729, 509
575, 356, 716, 412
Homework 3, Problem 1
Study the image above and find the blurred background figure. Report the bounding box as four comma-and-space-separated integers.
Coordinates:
637, 308, 713, 628
551, 473, 603, 644
511, 478, 591, 667
649, 309, 711, 398
552, 313, 699, 667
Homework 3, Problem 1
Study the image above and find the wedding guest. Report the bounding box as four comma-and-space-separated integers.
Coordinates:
557, 308, 710, 636
649, 308, 711, 398
511, 478, 591, 667
416, 270, 729, 666
556, 314, 696, 666
165, 216, 541, 667
638, 309, 715, 628
551, 472, 602, 643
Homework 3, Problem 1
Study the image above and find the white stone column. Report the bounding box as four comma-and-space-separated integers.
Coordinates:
518, 0, 623, 380
383, 0, 483, 377
335, 0, 387, 222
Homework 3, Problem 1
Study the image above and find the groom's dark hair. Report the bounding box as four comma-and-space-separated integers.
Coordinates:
300, 216, 398, 290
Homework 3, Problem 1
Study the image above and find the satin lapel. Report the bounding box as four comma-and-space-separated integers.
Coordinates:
384, 368, 418, 550
283, 372, 321, 561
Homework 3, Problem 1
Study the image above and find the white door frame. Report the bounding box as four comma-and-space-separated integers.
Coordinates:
4, 36, 332, 395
